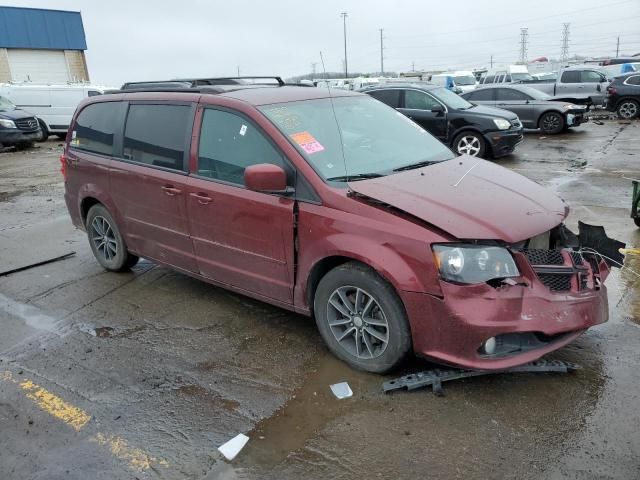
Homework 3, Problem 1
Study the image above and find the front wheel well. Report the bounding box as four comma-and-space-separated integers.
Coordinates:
80, 197, 102, 226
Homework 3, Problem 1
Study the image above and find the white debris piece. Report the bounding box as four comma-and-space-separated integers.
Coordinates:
218, 433, 249, 461
330, 382, 353, 399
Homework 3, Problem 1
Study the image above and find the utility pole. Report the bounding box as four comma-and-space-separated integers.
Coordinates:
490, 55, 493, 68
236, 66, 240, 77
519, 28, 528, 65
560, 23, 570, 63
616, 36, 620, 57
311, 62, 317, 76
412, 60, 415, 72
340, 12, 348, 78
379, 28, 384, 75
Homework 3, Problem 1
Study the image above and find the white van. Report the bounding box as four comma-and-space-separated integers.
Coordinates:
0, 84, 107, 139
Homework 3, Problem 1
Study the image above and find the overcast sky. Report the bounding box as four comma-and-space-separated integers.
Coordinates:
6, 0, 640, 86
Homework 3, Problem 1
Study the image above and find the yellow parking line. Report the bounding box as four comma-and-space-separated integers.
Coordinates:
1, 370, 168, 472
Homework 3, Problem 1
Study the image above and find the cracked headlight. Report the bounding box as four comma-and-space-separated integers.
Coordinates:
0, 119, 17, 129
432, 245, 520, 284
493, 118, 511, 130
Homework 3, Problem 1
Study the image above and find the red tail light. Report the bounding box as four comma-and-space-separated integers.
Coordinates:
60, 154, 67, 180
607, 86, 617, 95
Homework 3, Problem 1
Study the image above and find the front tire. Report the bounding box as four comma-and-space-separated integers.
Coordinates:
539, 111, 565, 134
313, 262, 411, 373
86, 204, 139, 271
37, 119, 49, 142
634, 217, 640, 228
453, 131, 486, 157
617, 99, 639, 119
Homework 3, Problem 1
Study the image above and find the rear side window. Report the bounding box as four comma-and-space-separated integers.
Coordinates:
561, 71, 581, 83
468, 89, 494, 101
123, 104, 191, 171
367, 89, 401, 108
483, 75, 495, 84
197, 108, 285, 185
626, 75, 640, 85
496, 88, 529, 101
72, 101, 124, 156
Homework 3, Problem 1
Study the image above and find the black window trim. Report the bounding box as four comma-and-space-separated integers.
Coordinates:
115, 100, 197, 175
193, 104, 310, 199
69, 100, 127, 159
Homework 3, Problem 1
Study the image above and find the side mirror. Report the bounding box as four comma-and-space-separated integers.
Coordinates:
244, 163, 290, 194
431, 104, 445, 114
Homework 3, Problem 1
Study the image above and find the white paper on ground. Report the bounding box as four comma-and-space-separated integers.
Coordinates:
218, 433, 249, 460
330, 382, 353, 399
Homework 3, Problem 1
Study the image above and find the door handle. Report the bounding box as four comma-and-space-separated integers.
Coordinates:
189, 192, 212, 205
161, 185, 182, 196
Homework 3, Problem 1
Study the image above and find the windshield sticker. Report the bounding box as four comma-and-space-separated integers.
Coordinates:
291, 131, 325, 154
239, 124, 247, 136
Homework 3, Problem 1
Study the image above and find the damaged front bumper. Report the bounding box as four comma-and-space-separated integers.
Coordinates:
402, 224, 620, 370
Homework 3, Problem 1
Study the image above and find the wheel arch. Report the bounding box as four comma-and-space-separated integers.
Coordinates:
537, 109, 565, 129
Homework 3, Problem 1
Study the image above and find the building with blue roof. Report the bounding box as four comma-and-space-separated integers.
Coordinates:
0, 6, 89, 83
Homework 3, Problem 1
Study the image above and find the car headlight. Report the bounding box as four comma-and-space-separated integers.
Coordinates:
0, 119, 17, 129
432, 245, 520, 284
562, 104, 574, 110
493, 118, 511, 130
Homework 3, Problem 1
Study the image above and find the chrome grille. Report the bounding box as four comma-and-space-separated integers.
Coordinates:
15, 117, 38, 130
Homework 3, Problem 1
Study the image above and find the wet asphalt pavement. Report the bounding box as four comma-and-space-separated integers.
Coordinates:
1, 121, 639, 480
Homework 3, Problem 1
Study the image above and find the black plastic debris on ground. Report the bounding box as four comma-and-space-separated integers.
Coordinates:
383, 360, 581, 396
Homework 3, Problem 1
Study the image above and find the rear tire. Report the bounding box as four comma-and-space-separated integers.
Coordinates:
453, 131, 486, 158
55, 133, 67, 140
634, 217, 640, 228
617, 99, 639, 120
539, 111, 565, 134
313, 262, 411, 373
86, 204, 139, 272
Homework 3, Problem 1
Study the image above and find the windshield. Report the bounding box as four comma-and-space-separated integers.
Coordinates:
259, 96, 455, 181
453, 75, 476, 86
517, 86, 552, 100
430, 87, 474, 109
0, 96, 16, 111
511, 72, 534, 82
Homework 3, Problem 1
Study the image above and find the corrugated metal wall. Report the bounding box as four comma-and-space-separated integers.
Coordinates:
0, 6, 87, 50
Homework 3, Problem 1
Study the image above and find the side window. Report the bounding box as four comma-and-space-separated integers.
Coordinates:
627, 75, 640, 86
496, 88, 529, 101
469, 89, 494, 101
505, 74, 512, 82
367, 89, 401, 108
404, 90, 441, 110
72, 101, 124, 156
495, 73, 505, 83
483, 75, 495, 84
197, 108, 285, 185
123, 104, 191, 171
561, 71, 580, 83
581, 71, 604, 83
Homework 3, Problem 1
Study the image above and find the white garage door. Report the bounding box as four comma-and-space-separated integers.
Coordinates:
8, 49, 70, 83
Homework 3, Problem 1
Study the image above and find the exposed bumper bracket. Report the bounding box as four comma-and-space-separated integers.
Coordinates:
383, 360, 581, 395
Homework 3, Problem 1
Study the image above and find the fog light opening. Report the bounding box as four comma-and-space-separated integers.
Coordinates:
483, 337, 497, 355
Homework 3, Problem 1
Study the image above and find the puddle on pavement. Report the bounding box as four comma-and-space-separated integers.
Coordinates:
238, 353, 374, 467
619, 250, 640, 325
177, 384, 240, 413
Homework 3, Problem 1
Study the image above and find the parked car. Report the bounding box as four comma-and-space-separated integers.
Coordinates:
0, 95, 41, 148
516, 66, 609, 106
604, 72, 640, 119
0, 83, 106, 140
63, 80, 611, 374
480, 65, 534, 85
430, 72, 477, 94
462, 85, 588, 134
362, 83, 523, 158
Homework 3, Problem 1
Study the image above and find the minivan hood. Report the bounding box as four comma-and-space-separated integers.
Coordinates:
348, 156, 567, 243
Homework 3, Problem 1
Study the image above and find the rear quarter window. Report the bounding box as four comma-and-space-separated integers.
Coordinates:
625, 75, 640, 86
71, 101, 125, 156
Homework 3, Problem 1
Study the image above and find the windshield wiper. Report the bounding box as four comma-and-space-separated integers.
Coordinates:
392, 160, 442, 172
326, 173, 384, 182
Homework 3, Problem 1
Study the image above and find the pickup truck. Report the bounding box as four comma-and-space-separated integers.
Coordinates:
517, 67, 609, 107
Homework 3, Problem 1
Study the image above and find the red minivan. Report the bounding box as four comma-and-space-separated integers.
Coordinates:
62, 81, 611, 373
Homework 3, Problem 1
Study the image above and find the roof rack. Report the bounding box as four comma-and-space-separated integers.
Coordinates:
120, 76, 285, 91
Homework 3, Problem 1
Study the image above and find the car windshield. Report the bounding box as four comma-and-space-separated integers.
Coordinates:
259, 96, 455, 181
430, 87, 474, 109
511, 72, 534, 82
453, 75, 477, 86
516, 86, 552, 100
0, 96, 16, 111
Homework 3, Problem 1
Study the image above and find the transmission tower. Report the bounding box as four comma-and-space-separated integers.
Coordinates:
519, 28, 528, 64
560, 23, 570, 63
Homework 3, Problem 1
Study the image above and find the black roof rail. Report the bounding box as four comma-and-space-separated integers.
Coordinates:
181, 76, 285, 86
